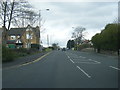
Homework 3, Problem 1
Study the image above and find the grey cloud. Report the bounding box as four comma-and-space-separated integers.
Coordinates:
29, 1, 117, 47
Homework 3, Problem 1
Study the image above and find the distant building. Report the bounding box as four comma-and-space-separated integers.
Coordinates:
81, 39, 92, 45
6, 25, 40, 49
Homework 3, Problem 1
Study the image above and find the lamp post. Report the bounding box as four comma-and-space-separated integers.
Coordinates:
39, 9, 49, 51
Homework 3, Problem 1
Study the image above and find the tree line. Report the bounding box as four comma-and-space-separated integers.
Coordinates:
91, 23, 120, 55
66, 23, 119, 56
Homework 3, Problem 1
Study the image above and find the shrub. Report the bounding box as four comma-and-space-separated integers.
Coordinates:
2, 46, 16, 62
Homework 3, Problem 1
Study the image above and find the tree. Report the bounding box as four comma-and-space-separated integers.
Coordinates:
67, 40, 75, 49
91, 33, 101, 53
91, 23, 119, 55
72, 26, 86, 50
0, 0, 38, 29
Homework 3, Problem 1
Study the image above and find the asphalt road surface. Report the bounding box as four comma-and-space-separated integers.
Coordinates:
2, 50, 119, 88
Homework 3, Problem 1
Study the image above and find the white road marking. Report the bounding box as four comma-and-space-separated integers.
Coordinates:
66, 54, 74, 64
70, 59, 75, 63
75, 62, 100, 64
67, 56, 70, 59
88, 59, 101, 64
109, 66, 120, 70
76, 66, 91, 78
81, 56, 86, 59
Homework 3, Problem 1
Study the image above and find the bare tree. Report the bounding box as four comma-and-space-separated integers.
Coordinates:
0, 0, 38, 29
7, 0, 15, 30
72, 26, 86, 45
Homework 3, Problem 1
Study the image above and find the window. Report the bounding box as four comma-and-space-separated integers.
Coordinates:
11, 35, 16, 40
26, 34, 33, 39
26, 34, 29, 39
17, 35, 20, 39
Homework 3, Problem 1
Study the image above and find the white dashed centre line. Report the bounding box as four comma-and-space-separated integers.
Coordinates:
70, 59, 75, 63
67, 56, 70, 59
66, 54, 74, 63
76, 66, 91, 78
109, 66, 120, 70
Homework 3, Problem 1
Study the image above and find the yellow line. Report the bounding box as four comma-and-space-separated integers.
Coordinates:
3, 52, 51, 70
19, 52, 51, 67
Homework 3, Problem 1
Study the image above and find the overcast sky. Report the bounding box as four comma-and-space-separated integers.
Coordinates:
28, 0, 118, 47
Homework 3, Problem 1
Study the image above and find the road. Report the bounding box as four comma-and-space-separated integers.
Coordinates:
2, 50, 119, 88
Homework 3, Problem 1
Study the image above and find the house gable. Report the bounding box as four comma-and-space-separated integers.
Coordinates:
7, 25, 40, 48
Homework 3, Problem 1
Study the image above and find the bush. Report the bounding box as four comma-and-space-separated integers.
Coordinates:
42, 48, 52, 52
14, 48, 39, 54
2, 46, 16, 62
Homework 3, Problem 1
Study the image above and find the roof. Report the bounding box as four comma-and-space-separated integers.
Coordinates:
7, 28, 26, 36
7, 25, 40, 37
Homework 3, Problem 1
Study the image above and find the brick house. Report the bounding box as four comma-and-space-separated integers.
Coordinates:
7, 25, 40, 49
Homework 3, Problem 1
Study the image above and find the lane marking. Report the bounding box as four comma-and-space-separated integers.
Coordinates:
19, 52, 51, 66
75, 62, 100, 64
80, 56, 86, 59
82, 57, 86, 58
88, 59, 101, 64
67, 56, 70, 59
70, 59, 75, 63
66, 54, 75, 64
109, 66, 120, 71
3, 52, 51, 70
76, 66, 91, 78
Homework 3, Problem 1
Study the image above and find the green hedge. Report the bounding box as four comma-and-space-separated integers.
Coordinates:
2, 46, 16, 62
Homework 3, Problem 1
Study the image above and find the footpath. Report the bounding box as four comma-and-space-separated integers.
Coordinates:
81, 48, 118, 56
2, 51, 49, 69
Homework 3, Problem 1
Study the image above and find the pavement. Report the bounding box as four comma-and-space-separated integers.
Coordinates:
2, 51, 48, 68
2, 50, 119, 88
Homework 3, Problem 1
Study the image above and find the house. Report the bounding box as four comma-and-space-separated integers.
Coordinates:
81, 39, 92, 45
7, 25, 40, 49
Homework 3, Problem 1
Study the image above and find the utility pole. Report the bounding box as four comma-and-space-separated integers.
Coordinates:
27, 26, 31, 49
47, 34, 49, 47
39, 10, 42, 51
39, 9, 50, 50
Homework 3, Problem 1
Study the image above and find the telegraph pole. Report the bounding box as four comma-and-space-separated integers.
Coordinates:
47, 34, 49, 47
39, 10, 41, 51
39, 9, 50, 50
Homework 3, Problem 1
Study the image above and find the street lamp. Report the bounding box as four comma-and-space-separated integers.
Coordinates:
39, 9, 50, 51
